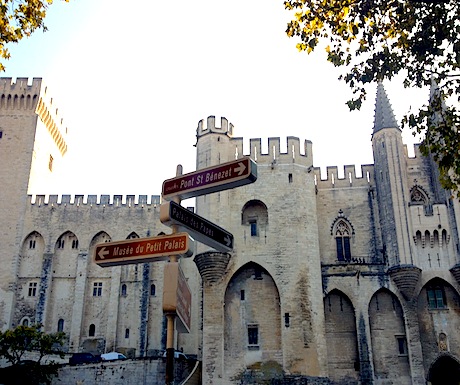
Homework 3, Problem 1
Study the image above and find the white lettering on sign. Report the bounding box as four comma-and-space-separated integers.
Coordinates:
113, 246, 134, 256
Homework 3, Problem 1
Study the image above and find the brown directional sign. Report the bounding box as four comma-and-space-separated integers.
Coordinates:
160, 201, 233, 252
163, 262, 191, 333
94, 233, 193, 267
162, 156, 257, 200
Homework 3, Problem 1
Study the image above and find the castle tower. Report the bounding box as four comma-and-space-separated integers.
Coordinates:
0, 77, 68, 329
371, 83, 414, 267
193, 116, 326, 383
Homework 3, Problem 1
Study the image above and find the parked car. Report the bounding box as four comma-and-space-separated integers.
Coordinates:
162, 350, 188, 360
101, 352, 127, 361
69, 352, 102, 365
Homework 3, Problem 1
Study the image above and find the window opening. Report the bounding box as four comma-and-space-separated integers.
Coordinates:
335, 220, 351, 261
89, 324, 95, 337
427, 286, 446, 309
22, 318, 29, 327
28, 282, 37, 297
93, 282, 103, 297
396, 336, 408, 355
121, 284, 127, 296
72, 239, 79, 249
288, 173, 293, 183
250, 221, 257, 237
248, 324, 259, 346
150, 284, 156, 296
29, 239, 36, 249
240, 290, 245, 301
125, 328, 130, 338
57, 319, 64, 332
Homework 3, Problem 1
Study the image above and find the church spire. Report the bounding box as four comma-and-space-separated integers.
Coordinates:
373, 82, 400, 134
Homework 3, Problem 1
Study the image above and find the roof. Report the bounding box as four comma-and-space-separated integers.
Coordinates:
373, 82, 400, 134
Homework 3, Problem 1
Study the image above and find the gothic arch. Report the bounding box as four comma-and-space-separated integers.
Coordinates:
126, 232, 139, 239
324, 289, 359, 383
417, 278, 460, 373
224, 262, 281, 375
427, 353, 460, 385
369, 289, 411, 383
330, 211, 354, 261
19, 231, 45, 277
410, 185, 430, 205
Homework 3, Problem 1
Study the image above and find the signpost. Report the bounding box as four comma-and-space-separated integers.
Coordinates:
94, 158, 257, 385
162, 156, 257, 200
160, 201, 234, 252
93, 232, 193, 267
163, 262, 192, 333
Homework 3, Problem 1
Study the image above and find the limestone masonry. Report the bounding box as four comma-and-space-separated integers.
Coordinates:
0, 77, 459, 385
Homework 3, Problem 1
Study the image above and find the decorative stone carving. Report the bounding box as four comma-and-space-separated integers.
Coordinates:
194, 252, 231, 284
388, 264, 422, 300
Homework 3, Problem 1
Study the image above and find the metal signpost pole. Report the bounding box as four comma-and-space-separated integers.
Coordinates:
165, 165, 182, 385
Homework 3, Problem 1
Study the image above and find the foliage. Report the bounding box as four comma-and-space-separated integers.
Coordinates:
0, 324, 66, 384
285, 0, 460, 194
0, 0, 69, 72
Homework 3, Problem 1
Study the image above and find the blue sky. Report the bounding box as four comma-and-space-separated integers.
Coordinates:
4, 0, 427, 197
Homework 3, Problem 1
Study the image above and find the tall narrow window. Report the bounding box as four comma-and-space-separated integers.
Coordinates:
57, 319, 64, 332
125, 328, 130, 339
335, 220, 352, 261
121, 284, 127, 297
71, 239, 79, 249
427, 286, 446, 309
89, 324, 95, 337
248, 325, 259, 346
29, 239, 36, 249
28, 282, 37, 297
150, 284, 156, 296
0, 131, 3, 138
93, 282, 103, 297
250, 221, 258, 237
396, 335, 408, 355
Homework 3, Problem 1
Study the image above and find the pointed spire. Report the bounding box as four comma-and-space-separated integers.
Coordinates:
373, 82, 400, 134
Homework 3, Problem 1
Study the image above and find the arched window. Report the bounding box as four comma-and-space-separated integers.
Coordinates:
121, 284, 127, 296
335, 220, 352, 261
89, 324, 96, 337
241, 200, 268, 237
150, 284, 156, 296
57, 319, 64, 332
21, 317, 30, 327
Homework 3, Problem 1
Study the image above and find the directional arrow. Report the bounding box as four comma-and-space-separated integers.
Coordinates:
234, 161, 246, 176
98, 247, 110, 260
160, 201, 234, 252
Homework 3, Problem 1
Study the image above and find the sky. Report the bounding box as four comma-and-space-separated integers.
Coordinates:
4, 0, 428, 199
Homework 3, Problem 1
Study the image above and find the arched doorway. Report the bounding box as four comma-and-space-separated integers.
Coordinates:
428, 355, 460, 385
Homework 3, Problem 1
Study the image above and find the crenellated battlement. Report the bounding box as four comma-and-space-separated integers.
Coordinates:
0, 77, 68, 155
197, 115, 234, 137
230, 136, 313, 167
314, 164, 375, 189
0, 77, 42, 110
29, 194, 162, 207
